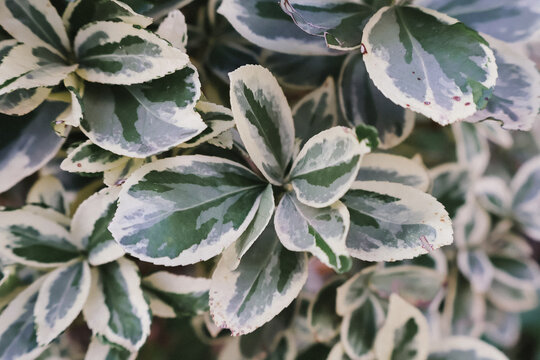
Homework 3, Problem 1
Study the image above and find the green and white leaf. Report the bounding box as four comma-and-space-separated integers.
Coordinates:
0, 0, 71, 57
336, 266, 375, 316
229, 65, 295, 185
430, 163, 470, 218
142, 271, 210, 318
465, 36, 540, 131
60, 73, 84, 127
210, 226, 308, 335
362, 6, 498, 125
83, 258, 151, 351
217, 0, 334, 56
0, 209, 81, 267
427, 336, 509, 360
490, 255, 540, 289
71, 187, 124, 266
80, 65, 205, 157
374, 294, 429, 360
292, 77, 338, 145
473, 177, 512, 217
486, 272, 538, 312
511, 156, 540, 241
453, 201, 491, 248
307, 278, 343, 343
356, 153, 430, 192
26, 176, 68, 215
0, 276, 46, 360
342, 181, 453, 262
61, 140, 129, 174
34, 261, 91, 345
0, 86, 51, 116
74, 21, 189, 85
339, 52, 415, 149
458, 249, 494, 294
484, 302, 520, 348
103, 158, 146, 187
452, 122, 489, 178
289, 126, 369, 208
85, 336, 137, 360
275, 192, 351, 273
109, 155, 265, 266
156, 10, 187, 52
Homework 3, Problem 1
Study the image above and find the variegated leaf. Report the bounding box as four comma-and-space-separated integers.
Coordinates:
0, 209, 81, 267
473, 177, 511, 217
26, 176, 68, 215
430, 163, 470, 218
356, 153, 430, 192
34, 261, 91, 345
418, 0, 540, 43
342, 181, 453, 262
60, 72, 84, 127
156, 10, 187, 52
0, 101, 69, 192
336, 266, 375, 316
218, 0, 333, 55
83, 258, 151, 351
21, 205, 71, 229
103, 158, 146, 187
80, 65, 205, 157
465, 36, 540, 130
341, 295, 384, 359
142, 272, 210, 318
484, 302, 520, 348
121, 0, 194, 17
339, 52, 415, 149
374, 294, 429, 360
307, 278, 344, 343
486, 271, 538, 312
453, 201, 491, 248
511, 156, 540, 241
428, 336, 509, 360
292, 77, 338, 145
61, 140, 128, 174
85, 336, 137, 360
452, 122, 489, 178
229, 65, 295, 185
109, 155, 265, 266
362, 6, 498, 125
230, 185, 274, 270
368, 265, 444, 308
0, 276, 46, 359
74, 21, 189, 85
490, 255, 540, 290
458, 250, 494, 294
0, 0, 71, 58
289, 127, 369, 208
63, 0, 152, 39
179, 101, 235, 149
0, 87, 51, 116
210, 226, 308, 335
328, 343, 353, 360
71, 187, 124, 266
275, 192, 351, 273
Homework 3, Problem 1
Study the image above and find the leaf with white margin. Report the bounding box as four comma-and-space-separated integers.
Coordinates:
0, 276, 46, 359
63, 0, 152, 40
156, 10, 187, 52
74, 21, 189, 85
85, 336, 137, 360
21, 205, 71, 230
374, 294, 429, 360
229, 65, 295, 185
428, 336, 509, 360
307, 278, 344, 343
218, 0, 334, 56
341, 295, 384, 360
457, 250, 494, 293
453, 201, 491, 248
484, 302, 520, 348
0, 43, 77, 96
339, 52, 415, 149
60, 73, 84, 127
289, 126, 368, 208
35, 261, 91, 345
280, 0, 376, 50
430, 163, 470, 218
452, 122, 489, 178
0, 87, 51, 116
417, 0, 540, 43
80, 65, 205, 158
362, 6, 498, 125
229, 185, 274, 270
275, 192, 351, 273
473, 177, 511, 217
61, 140, 128, 174
210, 226, 308, 336
511, 156, 540, 241
142, 272, 210, 318
336, 266, 376, 316
465, 36, 540, 130
0, 0, 71, 58
486, 272, 538, 313
0, 101, 69, 192
109, 155, 265, 266
0, 209, 81, 267
368, 265, 444, 308
477, 120, 513, 149
292, 77, 338, 146
490, 255, 540, 290
122, 0, 195, 18
179, 101, 235, 149
83, 258, 151, 351
71, 187, 124, 266
356, 153, 430, 192
27, 176, 68, 215
103, 158, 146, 187
342, 181, 453, 262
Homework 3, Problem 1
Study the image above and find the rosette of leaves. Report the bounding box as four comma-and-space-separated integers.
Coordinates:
0, 0, 206, 192
0, 176, 211, 359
